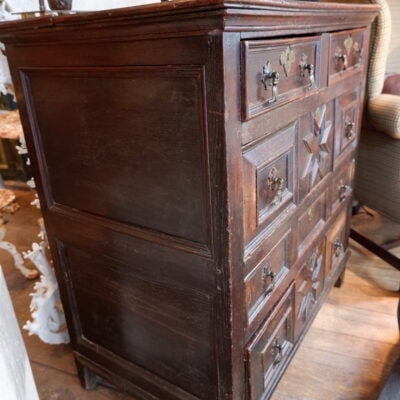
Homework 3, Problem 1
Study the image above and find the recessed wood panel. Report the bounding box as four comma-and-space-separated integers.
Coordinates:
247, 284, 295, 400
245, 228, 292, 324
295, 240, 326, 337
243, 122, 297, 242
299, 102, 334, 199
60, 243, 216, 399
298, 191, 328, 255
326, 209, 349, 278
22, 67, 210, 245
332, 158, 355, 214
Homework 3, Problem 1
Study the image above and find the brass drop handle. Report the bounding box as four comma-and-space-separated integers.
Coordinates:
261, 61, 280, 105
338, 183, 349, 202
300, 61, 315, 89
355, 51, 363, 66
267, 167, 285, 206
335, 53, 348, 71
272, 339, 284, 365
354, 46, 363, 66
334, 239, 344, 257
345, 121, 355, 139
262, 266, 276, 295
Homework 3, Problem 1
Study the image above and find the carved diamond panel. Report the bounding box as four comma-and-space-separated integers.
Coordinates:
295, 240, 325, 336
299, 102, 334, 199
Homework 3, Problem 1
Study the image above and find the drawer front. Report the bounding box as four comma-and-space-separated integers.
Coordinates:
247, 284, 295, 400
243, 123, 297, 242
326, 209, 349, 278
298, 191, 328, 255
334, 87, 360, 159
295, 240, 326, 337
245, 227, 293, 324
329, 28, 366, 83
242, 36, 322, 120
332, 158, 355, 213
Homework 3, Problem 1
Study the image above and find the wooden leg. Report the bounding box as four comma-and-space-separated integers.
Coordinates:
75, 360, 98, 390
334, 269, 345, 288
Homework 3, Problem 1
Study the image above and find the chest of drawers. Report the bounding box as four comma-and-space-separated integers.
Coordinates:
0, 1, 378, 399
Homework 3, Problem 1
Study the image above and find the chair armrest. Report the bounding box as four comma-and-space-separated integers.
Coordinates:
368, 94, 400, 139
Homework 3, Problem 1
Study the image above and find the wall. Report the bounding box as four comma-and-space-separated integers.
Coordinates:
386, 0, 400, 73
8, 0, 158, 12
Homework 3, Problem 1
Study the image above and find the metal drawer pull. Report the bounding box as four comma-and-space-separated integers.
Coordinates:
300, 55, 315, 89
345, 121, 355, 139
335, 52, 348, 71
261, 61, 280, 105
267, 167, 285, 206
272, 339, 284, 365
338, 184, 348, 201
262, 266, 276, 295
334, 239, 344, 257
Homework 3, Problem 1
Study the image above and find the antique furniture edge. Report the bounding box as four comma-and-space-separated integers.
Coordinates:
0, 0, 380, 40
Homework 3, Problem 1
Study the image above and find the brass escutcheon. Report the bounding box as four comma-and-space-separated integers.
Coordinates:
267, 167, 285, 206
272, 339, 284, 365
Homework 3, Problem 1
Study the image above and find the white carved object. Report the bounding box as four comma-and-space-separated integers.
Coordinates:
0, 189, 38, 279
0, 266, 39, 400
0, 1, 18, 97
23, 242, 70, 345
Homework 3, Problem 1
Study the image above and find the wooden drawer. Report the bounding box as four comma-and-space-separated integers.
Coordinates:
247, 284, 295, 400
332, 158, 355, 213
326, 209, 349, 278
295, 239, 326, 337
245, 227, 293, 324
243, 123, 297, 242
242, 36, 322, 120
329, 28, 366, 83
334, 87, 360, 159
298, 190, 328, 255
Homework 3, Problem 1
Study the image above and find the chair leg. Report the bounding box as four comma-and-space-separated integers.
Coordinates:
350, 228, 400, 271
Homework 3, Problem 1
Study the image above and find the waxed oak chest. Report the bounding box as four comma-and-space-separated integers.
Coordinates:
0, 1, 379, 399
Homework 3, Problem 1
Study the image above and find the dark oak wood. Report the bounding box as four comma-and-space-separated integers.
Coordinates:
0, 1, 379, 399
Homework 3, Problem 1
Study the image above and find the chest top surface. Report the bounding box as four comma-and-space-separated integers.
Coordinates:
0, 0, 380, 41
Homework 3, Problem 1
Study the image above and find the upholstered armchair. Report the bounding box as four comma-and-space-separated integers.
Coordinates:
353, 0, 400, 270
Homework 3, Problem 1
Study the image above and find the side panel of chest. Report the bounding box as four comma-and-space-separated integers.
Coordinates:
11, 35, 227, 400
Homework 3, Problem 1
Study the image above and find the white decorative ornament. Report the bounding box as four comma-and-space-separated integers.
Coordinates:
23, 242, 70, 345
0, 1, 19, 97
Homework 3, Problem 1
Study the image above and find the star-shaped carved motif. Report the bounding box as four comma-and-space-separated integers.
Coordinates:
302, 104, 332, 185
297, 247, 323, 323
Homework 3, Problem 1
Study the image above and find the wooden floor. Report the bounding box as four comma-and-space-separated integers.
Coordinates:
1, 188, 399, 400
